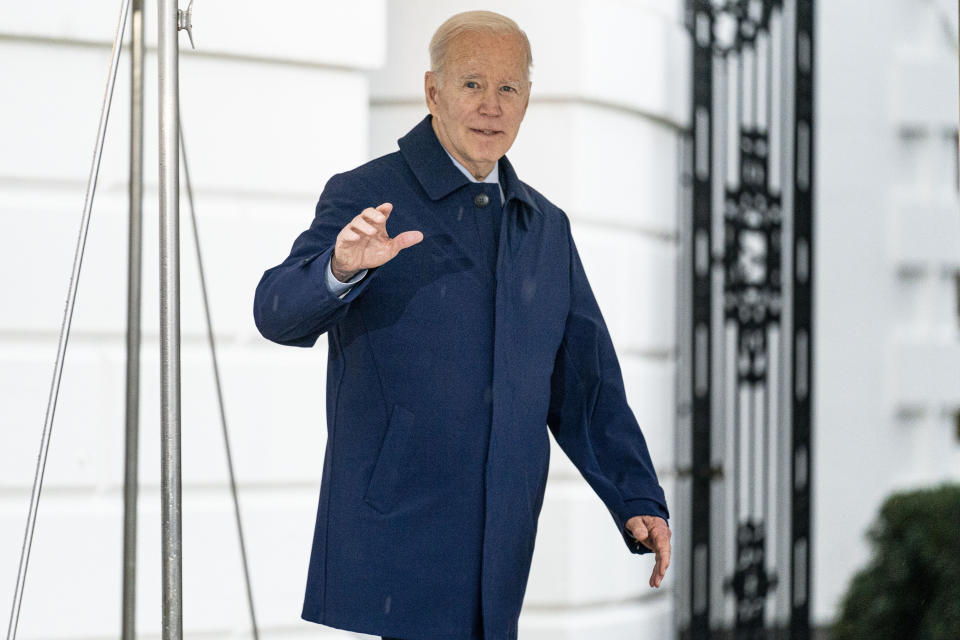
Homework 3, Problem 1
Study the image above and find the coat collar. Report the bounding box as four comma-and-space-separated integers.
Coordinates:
398, 115, 542, 215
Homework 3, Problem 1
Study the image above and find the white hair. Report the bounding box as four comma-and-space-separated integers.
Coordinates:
429, 10, 533, 82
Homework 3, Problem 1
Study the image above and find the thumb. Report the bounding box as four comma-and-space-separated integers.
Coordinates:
391, 229, 424, 252
376, 202, 393, 217
630, 522, 648, 541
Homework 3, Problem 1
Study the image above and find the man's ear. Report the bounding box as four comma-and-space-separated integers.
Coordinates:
424, 71, 438, 110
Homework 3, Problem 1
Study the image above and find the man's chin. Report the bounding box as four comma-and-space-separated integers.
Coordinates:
466, 144, 511, 164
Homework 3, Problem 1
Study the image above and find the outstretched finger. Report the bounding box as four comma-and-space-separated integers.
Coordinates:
650, 555, 663, 588
375, 202, 393, 218
649, 536, 671, 588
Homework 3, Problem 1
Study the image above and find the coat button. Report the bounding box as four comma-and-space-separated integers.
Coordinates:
474, 192, 490, 208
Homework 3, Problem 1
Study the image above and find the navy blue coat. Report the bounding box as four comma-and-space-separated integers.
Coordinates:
253, 116, 668, 640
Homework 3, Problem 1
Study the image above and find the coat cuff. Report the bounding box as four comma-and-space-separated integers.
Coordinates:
614, 497, 670, 555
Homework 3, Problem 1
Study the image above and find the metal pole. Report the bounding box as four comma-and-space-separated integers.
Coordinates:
685, 1, 714, 637
5, 2, 132, 639
158, 1, 183, 639
122, 1, 145, 638
790, 1, 815, 637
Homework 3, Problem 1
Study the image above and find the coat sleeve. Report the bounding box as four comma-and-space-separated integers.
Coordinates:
546, 216, 669, 554
253, 172, 378, 347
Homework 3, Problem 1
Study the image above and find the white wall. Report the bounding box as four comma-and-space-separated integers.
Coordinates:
0, 2, 385, 639
369, 1, 688, 637
813, 0, 960, 626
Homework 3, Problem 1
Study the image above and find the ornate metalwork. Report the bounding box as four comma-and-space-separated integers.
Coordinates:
680, 1, 814, 638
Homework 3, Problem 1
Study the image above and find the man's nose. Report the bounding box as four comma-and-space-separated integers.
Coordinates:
478, 87, 502, 116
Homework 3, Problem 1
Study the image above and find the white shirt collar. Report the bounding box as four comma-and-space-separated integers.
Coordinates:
443, 150, 505, 204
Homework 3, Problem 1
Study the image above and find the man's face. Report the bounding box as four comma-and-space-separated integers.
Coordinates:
425, 30, 530, 180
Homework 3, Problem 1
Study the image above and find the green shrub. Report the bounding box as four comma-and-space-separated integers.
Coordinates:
833, 484, 960, 640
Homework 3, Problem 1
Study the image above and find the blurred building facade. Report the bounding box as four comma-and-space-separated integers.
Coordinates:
814, 0, 960, 627
0, 1, 956, 639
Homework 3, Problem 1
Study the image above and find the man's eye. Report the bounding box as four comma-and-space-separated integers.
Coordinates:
465, 81, 479, 89
500, 85, 515, 93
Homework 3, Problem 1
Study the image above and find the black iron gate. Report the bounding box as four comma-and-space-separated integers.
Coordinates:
677, 1, 814, 638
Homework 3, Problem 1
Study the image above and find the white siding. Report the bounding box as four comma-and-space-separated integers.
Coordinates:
0, 2, 385, 639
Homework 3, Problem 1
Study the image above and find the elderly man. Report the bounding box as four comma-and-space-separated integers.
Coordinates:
254, 10, 670, 640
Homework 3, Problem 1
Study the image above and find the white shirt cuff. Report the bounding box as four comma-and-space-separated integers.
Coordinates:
325, 256, 367, 297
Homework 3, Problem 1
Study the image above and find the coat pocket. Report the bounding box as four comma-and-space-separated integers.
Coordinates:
363, 403, 416, 514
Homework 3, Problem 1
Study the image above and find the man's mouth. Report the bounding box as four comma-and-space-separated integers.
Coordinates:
471, 128, 502, 136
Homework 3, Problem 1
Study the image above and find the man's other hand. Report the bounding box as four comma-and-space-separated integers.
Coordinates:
331, 203, 423, 282
626, 515, 671, 588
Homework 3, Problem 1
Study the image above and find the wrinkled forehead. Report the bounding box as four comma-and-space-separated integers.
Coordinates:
445, 31, 530, 81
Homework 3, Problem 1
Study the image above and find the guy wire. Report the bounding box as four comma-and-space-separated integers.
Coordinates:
5, 1, 133, 639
